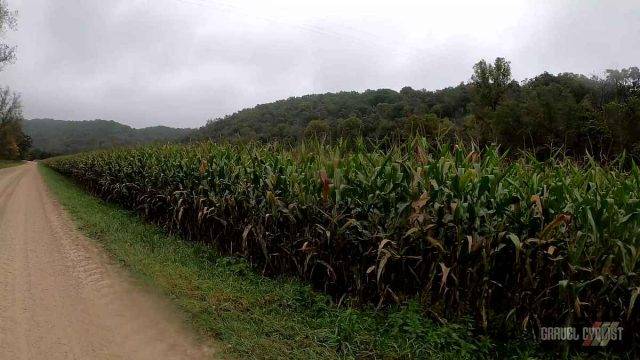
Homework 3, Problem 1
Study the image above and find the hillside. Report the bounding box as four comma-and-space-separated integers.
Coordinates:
24, 119, 193, 156
195, 61, 640, 160
195, 88, 445, 141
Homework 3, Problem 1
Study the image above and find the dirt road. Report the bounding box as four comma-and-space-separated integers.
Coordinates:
0, 163, 212, 359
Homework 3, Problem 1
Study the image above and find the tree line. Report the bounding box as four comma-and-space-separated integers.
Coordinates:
198, 58, 640, 161
0, 0, 30, 160
467, 58, 639, 160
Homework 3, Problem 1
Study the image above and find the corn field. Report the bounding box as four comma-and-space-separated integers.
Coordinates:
45, 139, 640, 348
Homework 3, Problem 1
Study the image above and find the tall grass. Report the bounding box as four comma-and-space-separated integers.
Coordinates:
45, 138, 640, 350
0, 159, 23, 169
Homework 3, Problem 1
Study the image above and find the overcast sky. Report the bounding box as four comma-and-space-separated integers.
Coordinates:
0, 0, 638, 128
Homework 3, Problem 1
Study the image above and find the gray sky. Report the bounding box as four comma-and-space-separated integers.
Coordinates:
0, 0, 638, 128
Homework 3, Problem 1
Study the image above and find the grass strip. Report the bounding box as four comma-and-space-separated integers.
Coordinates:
0, 160, 23, 169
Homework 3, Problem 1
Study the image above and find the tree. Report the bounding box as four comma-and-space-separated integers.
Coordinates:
18, 132, 31, 157
304, 119, 330, 140
605, 67, 640, 102
401, 113, 452, 139
0, 1, 28, 159
0, 87, 24, 159
0, 0, 16, 69
336, 116, 363, 138
471, 57, 513, 111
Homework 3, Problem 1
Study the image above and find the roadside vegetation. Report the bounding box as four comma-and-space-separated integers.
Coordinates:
44, 138, 639, 358
0, 1, 31, 162
39, 163, 534, 359
0, 159, 22, 169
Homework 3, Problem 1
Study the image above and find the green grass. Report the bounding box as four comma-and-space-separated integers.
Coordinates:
39, 163, 536, 360
0, 159, 23, 169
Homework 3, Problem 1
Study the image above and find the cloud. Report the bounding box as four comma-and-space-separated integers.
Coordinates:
1, 0, 638, 128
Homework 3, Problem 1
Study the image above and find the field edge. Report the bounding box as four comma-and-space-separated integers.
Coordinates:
38, 163, 543, 360
0, 160, 24, 170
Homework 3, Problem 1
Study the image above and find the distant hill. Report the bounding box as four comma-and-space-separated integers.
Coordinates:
24, 119, 193, 156
192, 86, 478, 144
193, 89, 419, 142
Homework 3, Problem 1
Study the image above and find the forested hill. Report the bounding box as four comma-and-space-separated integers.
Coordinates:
24, 119, 193, 156
195, 59, 640, 160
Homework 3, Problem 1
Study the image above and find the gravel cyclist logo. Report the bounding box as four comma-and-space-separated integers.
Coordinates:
540, 322, 624, 347
582, 322, 624, 347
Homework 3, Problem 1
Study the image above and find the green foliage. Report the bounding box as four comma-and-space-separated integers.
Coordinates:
40, 164, 506, 360
471, 57, 515, 111
304, 119, 331, 140
401, 113, 453, 138
46, 138, 640, 354
194, 59, 640, 161
0, 159, 22, 169
336, 116, 363, 138
0, 87, 29, 160
23, 118, 193, 156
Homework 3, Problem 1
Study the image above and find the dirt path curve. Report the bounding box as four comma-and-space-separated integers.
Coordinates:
0, 162, 213, 359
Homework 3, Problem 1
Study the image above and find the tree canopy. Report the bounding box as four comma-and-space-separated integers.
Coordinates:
194, 59, 640, 161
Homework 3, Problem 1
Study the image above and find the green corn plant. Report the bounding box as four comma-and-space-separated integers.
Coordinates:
45, 137, 640, 352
